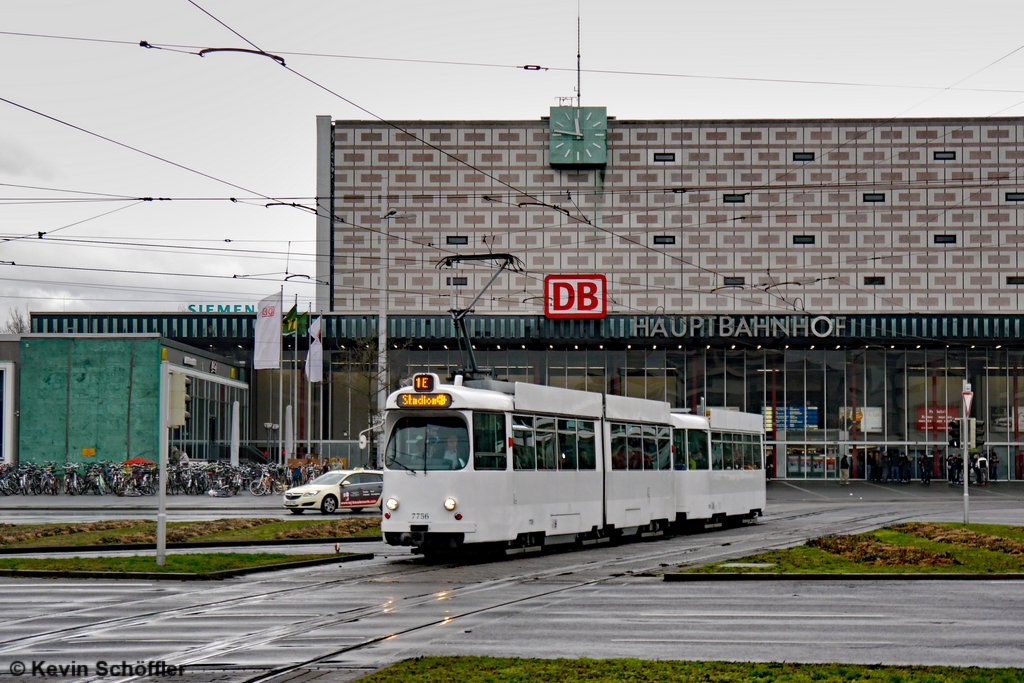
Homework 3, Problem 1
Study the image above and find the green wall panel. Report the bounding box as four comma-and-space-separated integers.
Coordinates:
19, 338, 161, 464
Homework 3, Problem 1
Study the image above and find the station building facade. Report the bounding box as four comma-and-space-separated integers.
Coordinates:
314, 112, 1024, 482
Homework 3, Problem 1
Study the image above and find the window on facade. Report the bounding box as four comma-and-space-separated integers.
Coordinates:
863, 193, 886, 202
723, 277, 745, 286
793, 235, 815, 245
1007, 277, 1024, 285
653, 152, 676, 162
934, 151, 956, 161
934, 234, 957, 244
793, 152, 815, 162
446, 277, 468, 286
472, 412, 506, 470
446, 236, 469, 245
864, 276, 886, 286
723, 193, 747, 203
653, 235, 675, 245
1006, 192, 1024, 202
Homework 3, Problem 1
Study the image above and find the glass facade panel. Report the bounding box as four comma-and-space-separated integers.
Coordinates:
374, 346, 1024, 481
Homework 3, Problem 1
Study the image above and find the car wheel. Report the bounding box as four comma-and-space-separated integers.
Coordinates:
320, 495, 338, 514
348, 507, 363, 513
289, 509, 304, 515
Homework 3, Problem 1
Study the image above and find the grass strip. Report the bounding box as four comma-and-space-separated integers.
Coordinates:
0, 552, 335, 574
361, 656, 1024, 683
0, 518, 380, 549
685, 523, 1024, 575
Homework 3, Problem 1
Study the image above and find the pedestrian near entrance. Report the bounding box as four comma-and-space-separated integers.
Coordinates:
919, 454, 931, 484
839, 452, 851, 485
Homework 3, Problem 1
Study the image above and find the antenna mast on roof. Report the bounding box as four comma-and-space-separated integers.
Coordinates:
576, 4, 581, 107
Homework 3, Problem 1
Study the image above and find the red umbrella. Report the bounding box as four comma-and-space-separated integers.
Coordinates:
123, 457, 156, 465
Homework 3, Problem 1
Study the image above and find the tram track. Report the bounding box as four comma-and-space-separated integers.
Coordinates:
5, 498, 975, 683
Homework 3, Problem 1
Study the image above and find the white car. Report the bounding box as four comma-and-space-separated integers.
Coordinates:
282, 469, 383, 514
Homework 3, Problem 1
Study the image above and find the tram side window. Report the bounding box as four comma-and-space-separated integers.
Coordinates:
711, 432, 725, 470
627, 425, 644, 470
473, 412, 507, 471
577, 421, 596, 470
657, 426, 671, 470
557, 419, 578, 470
731, 434, 744, 470
673, 430, 687, 470
689, 430, 709, 470
642, 424, 657, 470
536, 417, 557, 470
512, 415, 535, 471
611, 423, 627, 470
745, 435, 763, 470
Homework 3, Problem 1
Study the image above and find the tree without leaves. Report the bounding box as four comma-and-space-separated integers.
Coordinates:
2, 307, 28, 334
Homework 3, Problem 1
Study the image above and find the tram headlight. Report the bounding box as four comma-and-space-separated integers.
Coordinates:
443, 497, 457, 511
385, 497, 399, 511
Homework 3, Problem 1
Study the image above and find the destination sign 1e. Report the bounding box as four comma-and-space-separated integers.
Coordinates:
398, 393, 452, 409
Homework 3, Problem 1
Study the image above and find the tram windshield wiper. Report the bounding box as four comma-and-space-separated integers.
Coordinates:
385, 455, 418, 475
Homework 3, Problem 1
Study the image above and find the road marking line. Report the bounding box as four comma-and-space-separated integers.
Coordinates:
638, 613, 888, 619
776, 481, 831, 499
613, 638, 895, 645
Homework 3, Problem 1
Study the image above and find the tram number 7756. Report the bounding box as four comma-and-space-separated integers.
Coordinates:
411, 513, 430, 520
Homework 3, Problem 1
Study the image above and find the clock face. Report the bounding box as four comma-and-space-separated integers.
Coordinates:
549, 106, 607, 167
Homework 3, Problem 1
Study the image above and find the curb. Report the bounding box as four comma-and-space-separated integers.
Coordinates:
0, 552, 375, 581
664, 572, 1024, 582
0, 536, 380, 555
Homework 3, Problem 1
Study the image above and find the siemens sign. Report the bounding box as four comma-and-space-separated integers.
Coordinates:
187, 304, 256, 313
633, 315, 848, 339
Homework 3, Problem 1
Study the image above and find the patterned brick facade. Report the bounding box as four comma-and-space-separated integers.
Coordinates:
319, 116, 1024, 316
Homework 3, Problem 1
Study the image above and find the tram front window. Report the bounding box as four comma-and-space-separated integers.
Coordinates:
386, 416, 469, 471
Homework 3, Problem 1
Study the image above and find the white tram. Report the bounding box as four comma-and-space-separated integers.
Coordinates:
381, 373, 765, 554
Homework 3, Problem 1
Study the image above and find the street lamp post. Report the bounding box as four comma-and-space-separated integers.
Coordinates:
377, 210, 412, 467
264, 422, 278, 461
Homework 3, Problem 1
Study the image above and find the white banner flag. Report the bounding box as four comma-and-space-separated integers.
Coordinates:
253, 292, 282, 370
305, 315, 323, 383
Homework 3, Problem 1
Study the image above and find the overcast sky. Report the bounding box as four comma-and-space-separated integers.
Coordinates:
3, 0, 1024, 321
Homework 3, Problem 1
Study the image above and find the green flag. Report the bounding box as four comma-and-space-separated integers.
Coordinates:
282, 306, 308, 336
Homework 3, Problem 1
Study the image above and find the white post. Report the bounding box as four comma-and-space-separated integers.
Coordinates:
963, 380, 972, 524
285, 405, 294, 460
230, 400, 240, 467
157, 361, 169, 566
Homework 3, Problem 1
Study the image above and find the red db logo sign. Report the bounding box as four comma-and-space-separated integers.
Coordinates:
544, 274, 607, 319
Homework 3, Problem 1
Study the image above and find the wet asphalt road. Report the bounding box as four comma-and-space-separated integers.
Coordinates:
1, 482, 1023, 683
